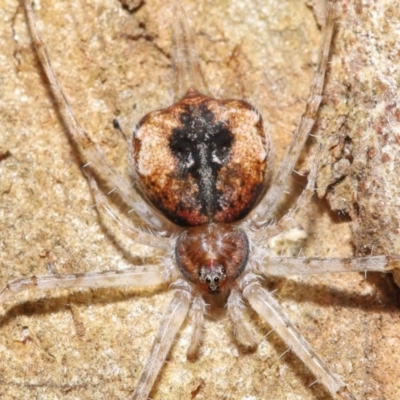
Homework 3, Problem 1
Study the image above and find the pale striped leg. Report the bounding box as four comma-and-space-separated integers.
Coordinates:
255, 255, 398, 277
172, 3, 209, 100
252, 144, 322, 241
84, 170, 173, 250
250, 2, 335, 227
227, 287, 257, 350
186, 294, 206, 360
23, 0, 174, 233
131, 282, 192, 400
0, 265, 166, 304
242, 275, 356, 400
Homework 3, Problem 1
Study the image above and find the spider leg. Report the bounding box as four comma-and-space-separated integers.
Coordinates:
227, 287, 258, 350
254, 254, 399, 277
253, 144, 321, 241
171, 3, 209, 100
84, 169, 173, 250
131, 281, 192, 400
22, 0, 175, 233
250, 2, 335, 228
0, 265, 167, 304
186, 294, 206, 360
242, 274, 356, 400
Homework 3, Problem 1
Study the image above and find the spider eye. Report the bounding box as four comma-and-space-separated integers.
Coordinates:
197, 266, 226, 292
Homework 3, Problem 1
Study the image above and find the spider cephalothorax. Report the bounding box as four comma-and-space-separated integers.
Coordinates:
176, 224, 249, 294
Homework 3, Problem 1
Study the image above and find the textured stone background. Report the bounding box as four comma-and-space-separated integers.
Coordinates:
1, 0, 400, 399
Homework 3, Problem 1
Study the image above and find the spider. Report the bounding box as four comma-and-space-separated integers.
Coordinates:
1, 0, 399, 399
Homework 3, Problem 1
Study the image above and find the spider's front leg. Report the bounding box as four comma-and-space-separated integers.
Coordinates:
131, 281, 192, 400
241, 274, 356, 400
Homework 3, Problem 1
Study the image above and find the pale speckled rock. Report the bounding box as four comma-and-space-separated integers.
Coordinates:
0, 0, 399, 399
316, 0, 400, 263
316, 0, 400, 397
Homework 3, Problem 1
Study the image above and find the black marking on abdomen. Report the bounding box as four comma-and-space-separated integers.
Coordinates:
169, 102, 234, 218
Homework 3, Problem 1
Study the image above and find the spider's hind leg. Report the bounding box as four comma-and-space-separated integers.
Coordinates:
249, 2, 335, 228
22, 0, 175, 234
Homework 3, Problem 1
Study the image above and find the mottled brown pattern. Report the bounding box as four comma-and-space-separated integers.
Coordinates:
134, 90, 268, 226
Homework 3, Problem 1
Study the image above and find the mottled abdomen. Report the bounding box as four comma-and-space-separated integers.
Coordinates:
133, 90, 269, 226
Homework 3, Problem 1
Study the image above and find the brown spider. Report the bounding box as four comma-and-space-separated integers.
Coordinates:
1, 0, 399, 399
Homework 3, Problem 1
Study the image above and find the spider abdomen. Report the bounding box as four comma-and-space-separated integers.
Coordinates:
133, 89, 269, 226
